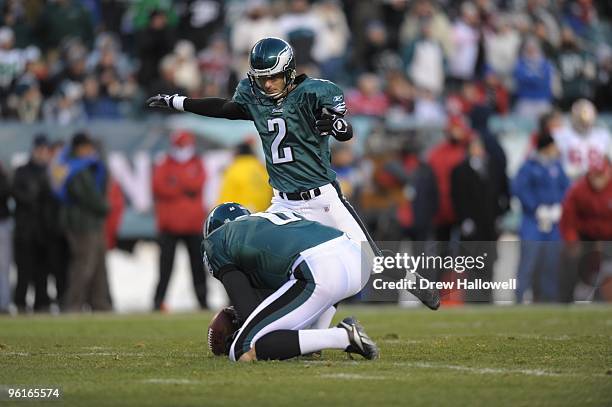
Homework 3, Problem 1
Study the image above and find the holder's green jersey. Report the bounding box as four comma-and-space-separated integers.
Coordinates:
232, 75, 347, 192
202, 212, 343, 289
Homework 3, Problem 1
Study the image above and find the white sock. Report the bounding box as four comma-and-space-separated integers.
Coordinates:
298, 328, 349, 355
310, 306, 337, 329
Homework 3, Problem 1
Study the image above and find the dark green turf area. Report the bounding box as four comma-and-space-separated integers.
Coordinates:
1, 305, 611, 407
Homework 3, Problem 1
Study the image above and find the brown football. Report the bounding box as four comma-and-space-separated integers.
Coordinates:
207, 307, 239, 356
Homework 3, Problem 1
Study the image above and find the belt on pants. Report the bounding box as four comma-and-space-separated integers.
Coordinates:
278, 187, 322, 201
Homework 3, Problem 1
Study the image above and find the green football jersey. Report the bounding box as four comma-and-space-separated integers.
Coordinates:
201, 212, 344, 289
232, 75, 347, 192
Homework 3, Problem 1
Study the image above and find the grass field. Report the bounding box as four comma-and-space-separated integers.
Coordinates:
1, 305, 611, 407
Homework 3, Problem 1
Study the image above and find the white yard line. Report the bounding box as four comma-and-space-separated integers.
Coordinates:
0, 351, 144, 357
72, 352, 145, 357
307, 360, 589, 379
394, 361, 593, 378
495, 334, 573, 341
1, 350, 204, 358
0, 352, 30, 356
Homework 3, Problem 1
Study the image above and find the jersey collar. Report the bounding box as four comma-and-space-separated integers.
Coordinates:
273, 74, 308, 105
293, 74, 308, 86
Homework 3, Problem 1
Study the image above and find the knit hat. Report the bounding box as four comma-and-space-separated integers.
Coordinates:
32, 133, 49, 149
71, 131, 93, 151
170, 130, 195, 147
536, 132, 555, 151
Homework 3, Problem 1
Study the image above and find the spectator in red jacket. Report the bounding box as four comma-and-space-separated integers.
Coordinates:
560, 158, 612, 241
152, 130, 207, 311
427, 115, 472, 240
426, 115, 473, 304
559, 157, 612, 302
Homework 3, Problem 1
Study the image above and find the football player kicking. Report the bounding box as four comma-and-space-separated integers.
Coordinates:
148, 37, 439, 316
202, 202, 378, 362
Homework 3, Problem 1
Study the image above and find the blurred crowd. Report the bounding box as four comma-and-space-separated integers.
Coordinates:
0, 105, 610, 314
343, 97, 611, 304
0, 0, 610, 123
1, 0, 612, 312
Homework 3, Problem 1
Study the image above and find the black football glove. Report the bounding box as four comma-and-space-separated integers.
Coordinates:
316, 108, 351, 141
146, 93, 183, 110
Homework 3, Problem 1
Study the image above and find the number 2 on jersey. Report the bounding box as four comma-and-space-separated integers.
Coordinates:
268, 118, 294, 164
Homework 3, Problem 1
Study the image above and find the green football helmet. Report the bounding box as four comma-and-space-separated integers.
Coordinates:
203, 202, 251, 238
248, 37, 297, 100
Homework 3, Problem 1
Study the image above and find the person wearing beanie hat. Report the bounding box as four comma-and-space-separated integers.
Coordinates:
559, 156, 612, 302
152, 130, 208, 311
450, 138, 510, 303
69, 131, 93, 153
512, 130, 570, 303
535, 132, 555, 151
32, 134, 49, 149
12, 134, 54, 312
52, 131, 111, 312
427, 114, 472, 241
168, 130, 196, 163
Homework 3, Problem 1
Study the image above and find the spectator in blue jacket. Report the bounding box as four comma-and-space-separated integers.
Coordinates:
512, 132, 570, 303
513, 37, 555, 120
50, 132, 111, 312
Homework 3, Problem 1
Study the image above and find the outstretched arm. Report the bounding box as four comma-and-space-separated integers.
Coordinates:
147, 94, 251, 120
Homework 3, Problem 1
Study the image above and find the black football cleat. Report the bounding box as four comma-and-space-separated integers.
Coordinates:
380, 266, 440, 310
408, 271, 441, 311
337, 317, 379, 360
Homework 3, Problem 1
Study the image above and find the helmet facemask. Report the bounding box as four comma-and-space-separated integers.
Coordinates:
248, 70, 296, 100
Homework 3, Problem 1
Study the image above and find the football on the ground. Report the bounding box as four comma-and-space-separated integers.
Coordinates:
207, 307, 240, 356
